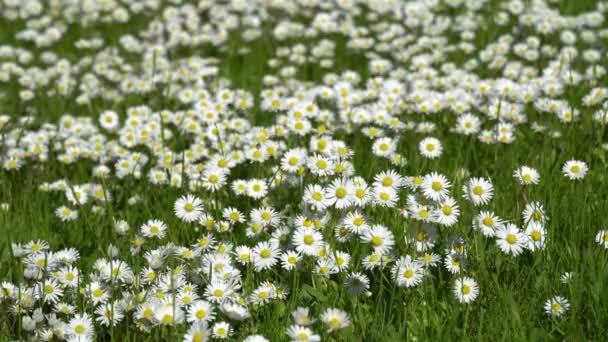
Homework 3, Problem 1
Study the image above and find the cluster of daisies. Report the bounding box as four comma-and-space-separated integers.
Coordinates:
1, 0, 608, 340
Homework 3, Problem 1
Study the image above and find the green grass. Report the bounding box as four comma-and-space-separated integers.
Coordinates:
1, 1, 608, 341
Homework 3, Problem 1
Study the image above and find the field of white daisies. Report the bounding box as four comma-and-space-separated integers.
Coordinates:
1, 0, 608, 341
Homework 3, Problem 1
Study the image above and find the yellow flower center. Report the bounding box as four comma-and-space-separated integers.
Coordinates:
335, 187, 347, 199
195, 310, 207, 319
74, 324, 86, 334
371, 236, 383, 247
506, 234, 517, 244
431, 181, 442, 191
461, 285, 471, 295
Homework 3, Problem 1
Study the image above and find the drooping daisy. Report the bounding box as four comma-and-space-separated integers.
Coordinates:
523, 201, 548, 226
453, 277, 479, 304
174, 194, 203, 223
544, 296, 570, 317
562, 160, 588, 180
495, 223, 527, 256
343, 272, 370, 295
595, 230, 608, 249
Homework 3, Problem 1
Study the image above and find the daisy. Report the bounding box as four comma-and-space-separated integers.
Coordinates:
392, 256, 425, 287
453, 277, 479, 303
525, 222, 546, 251
205, 280, 236, 304
250, 207, 280, 228
444, 253, 465, 274
522, 202, 548, 226
474, 211, 503, 237
281, 250, 300, 271
307, 154, 334, 177
595, 230, 608, 248
212, 321, 231, 339
361, 225, 395, 254
187, 300, 215, 323
55, 206, 78, 221
252, 241, 280, 271
67, 313, 94, 341
418, 252, 441, 267
40, 279, 63, 304
223, 207, 245, 224
562, 160, 588, 180
544, 296, 570, 317
95, 303, 124, 327
342, 211, 369, 234
202, 168, 227, 192
513, 166, 540, 185
292, 307, 314, 326
183, 322, 211, 342
286, 325, 321, 342
433, 197, 460, 226
246, 179, 268, 199
141, 219, 168, 239
372, 137, 396, 157
281, 148, 307, 173
65, 185, 88, 205
293, 228, 324, 256
303, 184, 330, 211
373, 169, 404, 189
422, 172, 451, 201
372, 186, 398, 208
350, 178, 372, 207
408, 224, 437, 252
325, 178, 352, 209
462, 177, 494, 206
495, 223, 527, 256
419, 137, 442, 159
174, 194, 203, 223
320, 308, 351, 333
